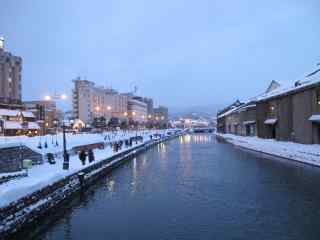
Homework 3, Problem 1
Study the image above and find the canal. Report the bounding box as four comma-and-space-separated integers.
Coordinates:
16, 134, 320, 240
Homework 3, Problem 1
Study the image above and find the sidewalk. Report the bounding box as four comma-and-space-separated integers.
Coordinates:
216, 133, 320, 167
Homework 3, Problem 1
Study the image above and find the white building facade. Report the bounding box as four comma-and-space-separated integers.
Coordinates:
72, 78, 129, 124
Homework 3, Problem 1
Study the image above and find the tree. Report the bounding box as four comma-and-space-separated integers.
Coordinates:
120, 120, 128, 129
108, 117, 120, 128
93, 116, 107, 129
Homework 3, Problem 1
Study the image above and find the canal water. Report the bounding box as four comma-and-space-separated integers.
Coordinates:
16, 134, 320, 240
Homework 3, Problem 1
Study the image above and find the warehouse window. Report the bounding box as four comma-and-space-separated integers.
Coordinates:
316, 90, 320, 105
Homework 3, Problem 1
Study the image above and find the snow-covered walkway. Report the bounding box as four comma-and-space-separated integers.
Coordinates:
216, 133, 320, 167
0, 130, 173, 208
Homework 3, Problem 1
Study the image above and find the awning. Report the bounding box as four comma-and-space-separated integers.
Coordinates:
243, 120, 256, 125
309, 115, 320, 123
264, 118, 277, 125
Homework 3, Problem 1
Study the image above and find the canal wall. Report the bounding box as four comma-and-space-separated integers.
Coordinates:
0, 133, 182, 239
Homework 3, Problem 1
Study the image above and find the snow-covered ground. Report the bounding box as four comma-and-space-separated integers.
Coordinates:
0, 130, 165, 155
217, 133, 320, 167
0, 129, 174, 208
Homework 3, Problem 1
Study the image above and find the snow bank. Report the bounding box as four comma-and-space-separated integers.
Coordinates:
217, 133, 320, 167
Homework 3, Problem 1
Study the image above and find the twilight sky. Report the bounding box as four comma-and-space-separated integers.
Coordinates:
0, 0, 319, 109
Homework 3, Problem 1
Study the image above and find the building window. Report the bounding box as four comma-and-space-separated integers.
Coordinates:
316, 90, 320, 105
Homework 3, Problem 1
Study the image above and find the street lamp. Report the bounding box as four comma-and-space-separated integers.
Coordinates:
62, 120, 69, 170
44, 95, 51, 101
44, 93, 67, 101
44, 92, 68, 169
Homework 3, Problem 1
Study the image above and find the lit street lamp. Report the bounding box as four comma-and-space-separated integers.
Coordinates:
44, 92, 68, 170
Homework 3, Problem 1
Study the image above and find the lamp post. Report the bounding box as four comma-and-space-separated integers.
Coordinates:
62, 120, 69, 170
44, 93, 68, 169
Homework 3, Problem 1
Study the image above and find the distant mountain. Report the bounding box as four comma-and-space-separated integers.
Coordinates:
169, 104, 225, 119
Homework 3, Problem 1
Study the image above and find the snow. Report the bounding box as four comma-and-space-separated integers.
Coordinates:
0, 170, 26, 179
217, 133, 320, 167
21, 111, 35, 118
0, 109, 20, 117
0, 129, 178, 208
256, 68, 320, 102
264, 118, 277, 125
217, 106, 241, 119
309, 115, 320, 122
3, 121, 23, 129
238, 104, 256, 112
2, 120, 40, 130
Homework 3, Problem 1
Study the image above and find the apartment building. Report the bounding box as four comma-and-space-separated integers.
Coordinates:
0, 37, 22, 106
127, 98, 148, 123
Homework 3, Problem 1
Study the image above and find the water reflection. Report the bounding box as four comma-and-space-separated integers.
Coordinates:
192, 134, 212, 144
106, 177, 115, 192
179, 136, 193, 178
131, 157, 137, 194
179, 134, 191, 144
179, 134, 213, 145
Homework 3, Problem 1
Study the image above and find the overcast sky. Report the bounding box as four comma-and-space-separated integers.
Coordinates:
1, 0, 319, 109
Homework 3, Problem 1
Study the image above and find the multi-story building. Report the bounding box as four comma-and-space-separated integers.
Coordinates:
111, 93, 129, 120
72, 78, 129, 124
127, 98, 148, 123
136, 97, 153, 116
153, 106, 169, 124
23, 100, 57, 134
0, 37, 22, 106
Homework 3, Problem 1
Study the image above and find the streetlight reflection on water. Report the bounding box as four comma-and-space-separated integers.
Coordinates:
179, 134, 212, 144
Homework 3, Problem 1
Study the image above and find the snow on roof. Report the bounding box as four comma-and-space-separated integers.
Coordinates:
4, 121, 22, 129
0, 109, 20, 117
256, 68, 320, 102
217, 106, 240, 119
237, 104, 256, 112
21, 111, 35, 118
2, 120, 40, 130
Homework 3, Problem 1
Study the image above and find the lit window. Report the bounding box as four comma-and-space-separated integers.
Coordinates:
316, 90, 320, 105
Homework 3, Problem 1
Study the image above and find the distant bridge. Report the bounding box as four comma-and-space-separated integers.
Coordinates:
191, 128, 215, 133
